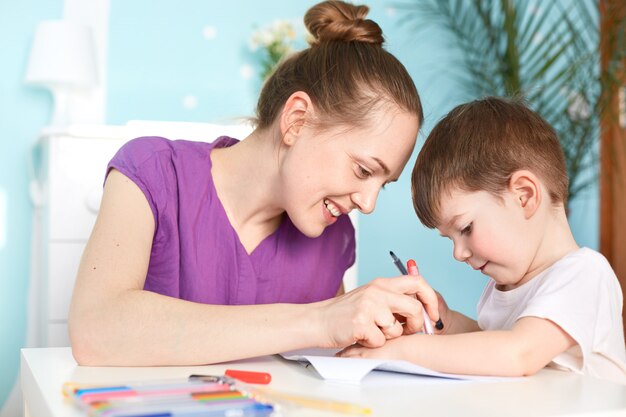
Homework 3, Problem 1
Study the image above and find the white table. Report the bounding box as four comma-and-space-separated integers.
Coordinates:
21, 347, 626, 417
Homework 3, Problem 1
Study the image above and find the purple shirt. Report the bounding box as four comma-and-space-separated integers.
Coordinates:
107, 136, 355, 305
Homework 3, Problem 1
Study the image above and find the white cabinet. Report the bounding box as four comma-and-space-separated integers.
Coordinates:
32, 126, 130, 347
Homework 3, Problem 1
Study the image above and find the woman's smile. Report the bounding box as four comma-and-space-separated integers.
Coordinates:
322, 198, 346, 224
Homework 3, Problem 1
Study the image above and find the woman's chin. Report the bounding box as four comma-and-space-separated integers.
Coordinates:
296, 221, 327, 238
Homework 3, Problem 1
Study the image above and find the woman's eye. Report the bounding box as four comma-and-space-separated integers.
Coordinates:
358, 166, 372, 178
460, 223, 473, 235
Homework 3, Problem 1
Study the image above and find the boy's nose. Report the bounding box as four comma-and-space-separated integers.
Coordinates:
453, 242, 471, 262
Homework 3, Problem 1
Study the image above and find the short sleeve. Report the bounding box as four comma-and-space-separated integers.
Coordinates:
519, 254, 610, 369
106, 136, 175, 228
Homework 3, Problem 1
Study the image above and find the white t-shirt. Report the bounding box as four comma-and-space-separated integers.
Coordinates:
477, 247, 626, 384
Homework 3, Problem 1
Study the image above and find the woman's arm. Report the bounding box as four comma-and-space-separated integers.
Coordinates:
340, 316, 576, 376
69, 170, 436, 366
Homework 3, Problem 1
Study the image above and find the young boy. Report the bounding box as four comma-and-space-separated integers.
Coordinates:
339, 97, 626, 384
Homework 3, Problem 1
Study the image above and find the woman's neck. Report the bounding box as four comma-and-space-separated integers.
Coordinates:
210, 129, 286, 253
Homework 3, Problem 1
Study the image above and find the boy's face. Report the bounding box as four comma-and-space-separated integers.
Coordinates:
436, 188, 539, 290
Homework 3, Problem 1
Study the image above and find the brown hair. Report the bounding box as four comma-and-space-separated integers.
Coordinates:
411, 96, 569, 228
255, 0, 423, 131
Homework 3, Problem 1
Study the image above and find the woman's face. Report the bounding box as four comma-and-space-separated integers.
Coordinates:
279, 107, 419, 238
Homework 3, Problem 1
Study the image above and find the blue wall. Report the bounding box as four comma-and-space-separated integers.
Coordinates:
0, 0, 598, 410
105, 0, 598, 316
0, 0, 63, 409
105, 0, 494, 314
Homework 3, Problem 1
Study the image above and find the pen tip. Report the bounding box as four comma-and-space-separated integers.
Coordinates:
389, 250, 395, 256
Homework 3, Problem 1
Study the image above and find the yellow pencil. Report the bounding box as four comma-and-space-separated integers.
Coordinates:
251, 387, 372, 415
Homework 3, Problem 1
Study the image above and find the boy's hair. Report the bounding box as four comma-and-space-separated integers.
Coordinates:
411, 96, 569, 229
255, 0, 423, 131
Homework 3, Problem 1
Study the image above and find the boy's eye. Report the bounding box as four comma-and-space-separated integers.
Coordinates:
461, 223, 473, 235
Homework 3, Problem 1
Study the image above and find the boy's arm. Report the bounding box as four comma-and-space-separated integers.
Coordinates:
342, 316, 576, 377
432, 292, 481, 335
439, 310, 481, 334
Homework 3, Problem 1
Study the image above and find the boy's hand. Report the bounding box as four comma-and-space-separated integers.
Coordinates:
337, 335, 415, 360
433, 291, 452, 334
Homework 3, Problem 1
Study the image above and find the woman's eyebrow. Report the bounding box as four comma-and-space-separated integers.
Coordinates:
372, 157, 390, 175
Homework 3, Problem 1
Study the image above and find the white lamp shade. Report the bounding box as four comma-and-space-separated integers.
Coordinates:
25, 20, 98, 88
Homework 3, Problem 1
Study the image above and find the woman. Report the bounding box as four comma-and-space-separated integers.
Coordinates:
69, 0, 439, 366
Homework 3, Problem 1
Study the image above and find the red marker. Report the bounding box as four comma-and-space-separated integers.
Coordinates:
407, 259, 420, 275
225, 369, 272, 384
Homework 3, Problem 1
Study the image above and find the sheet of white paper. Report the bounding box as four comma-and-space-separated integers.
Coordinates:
280, 348, 509, 384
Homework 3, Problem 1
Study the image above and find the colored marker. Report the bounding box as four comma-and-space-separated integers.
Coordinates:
73, 380, 231, 396
104, 401, 273, 417
389, 251, 443, 334
225, 369, 272, 384
86, 390, 248, 409
74, 383, 232, 404
64, 380, 273, 417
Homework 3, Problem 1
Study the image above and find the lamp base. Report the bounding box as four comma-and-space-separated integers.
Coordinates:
49, 87, 70, 128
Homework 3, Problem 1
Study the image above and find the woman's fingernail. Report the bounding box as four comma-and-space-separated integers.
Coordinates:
435, 319, 444, 330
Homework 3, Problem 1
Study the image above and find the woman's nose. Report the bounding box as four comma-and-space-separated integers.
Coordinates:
352, 185, 380, 214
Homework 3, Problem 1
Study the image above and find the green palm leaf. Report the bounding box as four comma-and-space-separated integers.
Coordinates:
395, 0, 626, 204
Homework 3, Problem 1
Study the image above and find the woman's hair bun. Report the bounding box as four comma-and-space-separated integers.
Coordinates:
304, 1, 384, 45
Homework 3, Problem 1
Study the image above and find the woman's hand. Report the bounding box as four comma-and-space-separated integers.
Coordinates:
315, 275, 440, 349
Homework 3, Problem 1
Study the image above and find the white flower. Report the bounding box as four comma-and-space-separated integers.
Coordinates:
249, 19, 302, 79
249, 19, 297, 51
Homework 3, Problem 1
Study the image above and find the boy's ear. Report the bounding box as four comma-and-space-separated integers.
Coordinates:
279, 91, 313, 146
509, 170, 541, 219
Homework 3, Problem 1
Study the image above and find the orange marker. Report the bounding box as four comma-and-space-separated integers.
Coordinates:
225, 369, 272, 384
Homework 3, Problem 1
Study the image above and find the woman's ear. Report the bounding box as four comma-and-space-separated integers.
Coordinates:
279, 91, 313, 146
509, 170, 542, 219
